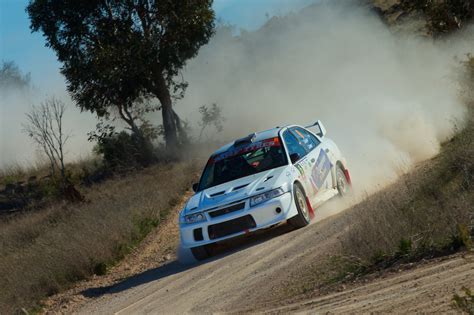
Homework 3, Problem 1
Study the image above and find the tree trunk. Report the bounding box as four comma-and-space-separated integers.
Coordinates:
155, 75, 178, 152
162, 102, 178, 149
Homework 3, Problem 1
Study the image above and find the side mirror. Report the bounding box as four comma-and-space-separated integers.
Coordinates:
290, 153, 301, 164
192, 183, 199, 192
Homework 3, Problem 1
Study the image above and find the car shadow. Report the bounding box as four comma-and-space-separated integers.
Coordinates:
81, 260, 189, 298
81, 223, 295, 299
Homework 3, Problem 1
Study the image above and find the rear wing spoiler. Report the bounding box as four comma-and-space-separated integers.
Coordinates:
305, 120, 327, 138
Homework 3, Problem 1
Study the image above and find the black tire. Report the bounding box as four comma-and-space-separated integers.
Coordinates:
288, 183, 311, 229
191, 245, 210, 261
336, 164, 351, 197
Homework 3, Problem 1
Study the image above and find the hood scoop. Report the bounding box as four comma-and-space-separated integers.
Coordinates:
209, 183, 250, 198
209, 190, 226, 197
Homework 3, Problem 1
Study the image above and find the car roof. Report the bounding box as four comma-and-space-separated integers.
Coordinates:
212, 125, 291, 156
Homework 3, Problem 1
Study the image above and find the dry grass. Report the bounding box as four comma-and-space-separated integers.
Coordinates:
277, 93, 473, 301
0, 161, 198, 313
338, 61, 474, 262
342, 116, 473, 261
0, 157, 103, 189
0, 162, 46, 186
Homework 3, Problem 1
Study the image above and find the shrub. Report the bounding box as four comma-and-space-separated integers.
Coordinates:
94, 130, 155, 171
403, 0, 474, 35
397, 238, 413, 256
452, 287, 474, 314
93, 262, 107, 276
450, 224, 473, 250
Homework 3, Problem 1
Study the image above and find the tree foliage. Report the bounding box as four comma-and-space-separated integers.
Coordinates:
27, 0, 215, 150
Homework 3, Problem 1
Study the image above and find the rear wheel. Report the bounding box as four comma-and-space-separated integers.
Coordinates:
288, 183, 311, 228
336, 164, 351, 197
190, 245, 210, 261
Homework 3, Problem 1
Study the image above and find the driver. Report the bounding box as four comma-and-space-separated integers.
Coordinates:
258, 146, 284, 170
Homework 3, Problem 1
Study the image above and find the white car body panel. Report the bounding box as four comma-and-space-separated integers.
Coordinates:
179, 122, 350, 249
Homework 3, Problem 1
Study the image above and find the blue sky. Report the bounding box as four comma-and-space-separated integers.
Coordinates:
0, 0, 315, 92
0, 0, 316, 167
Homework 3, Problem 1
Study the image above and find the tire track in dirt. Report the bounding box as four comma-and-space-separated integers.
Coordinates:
45, 192, 473, 314
267, 254, 474, 314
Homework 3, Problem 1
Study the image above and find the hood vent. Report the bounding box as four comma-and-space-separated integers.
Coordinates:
233, 183, 250, 191
263, 176, 274, 182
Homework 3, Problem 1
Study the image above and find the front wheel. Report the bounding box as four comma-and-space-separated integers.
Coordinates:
288, 183, 311, 229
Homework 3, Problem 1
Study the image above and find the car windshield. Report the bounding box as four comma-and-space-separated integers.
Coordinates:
198, 137, 288, 191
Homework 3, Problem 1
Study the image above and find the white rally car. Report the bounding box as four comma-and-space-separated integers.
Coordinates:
179, 121, 351, 261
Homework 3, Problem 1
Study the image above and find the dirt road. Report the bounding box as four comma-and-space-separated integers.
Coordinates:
270, 255, 474, 314
67, 202, 344, 314
44, 196, 472, 314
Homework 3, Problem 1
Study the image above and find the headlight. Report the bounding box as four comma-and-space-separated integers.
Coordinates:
250, 187, 285, 207
182, 212, 207, 224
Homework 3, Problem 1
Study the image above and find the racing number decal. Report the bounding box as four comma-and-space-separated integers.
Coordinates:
311, 149, 332, 193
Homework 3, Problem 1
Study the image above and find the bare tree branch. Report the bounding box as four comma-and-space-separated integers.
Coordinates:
23, 97, 70, 185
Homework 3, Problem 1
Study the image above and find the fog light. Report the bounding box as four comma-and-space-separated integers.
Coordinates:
275, 207, 282, 214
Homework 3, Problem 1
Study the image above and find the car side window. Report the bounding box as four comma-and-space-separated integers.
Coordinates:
291, 127, 320, 152
282, 130, 307, 160
307, 131, 321, 148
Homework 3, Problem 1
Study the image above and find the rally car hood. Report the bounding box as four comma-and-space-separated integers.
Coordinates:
185, 165, 290, 213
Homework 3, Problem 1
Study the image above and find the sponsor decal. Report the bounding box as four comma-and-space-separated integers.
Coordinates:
295, 164, 304, 176
311, 149, 332, 192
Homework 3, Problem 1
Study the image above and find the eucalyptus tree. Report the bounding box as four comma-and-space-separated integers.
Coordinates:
28, 0, 215, 150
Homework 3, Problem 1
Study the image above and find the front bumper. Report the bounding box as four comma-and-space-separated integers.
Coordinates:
179, 192, 297, 248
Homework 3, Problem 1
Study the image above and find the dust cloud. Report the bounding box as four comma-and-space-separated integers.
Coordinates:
2, 0, 472, 198
178, 0, 472, 195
